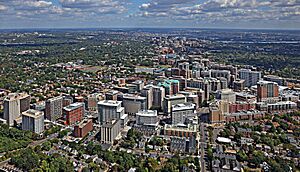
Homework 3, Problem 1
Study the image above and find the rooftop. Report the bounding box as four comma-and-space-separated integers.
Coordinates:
101, 119, 119, 128
165, 94, 186, 100
123, 94, 146, 100
257, 80, 278, 85
136, 110, 157, 117
63, 102, 84, 111
98, 100, 122, 106
22, 109, 43, 118
158, 79, 179, 88
172, 103, 195, 111
5, 93, 29, 101
76, 119, 92, 128
164, 124, 198, 132
217, 137, 231, 143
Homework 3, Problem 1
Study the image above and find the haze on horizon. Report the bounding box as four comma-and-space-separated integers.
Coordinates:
0, 0, 300, 30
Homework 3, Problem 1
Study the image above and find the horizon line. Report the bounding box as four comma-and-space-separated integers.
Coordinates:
0, 26, 300, 32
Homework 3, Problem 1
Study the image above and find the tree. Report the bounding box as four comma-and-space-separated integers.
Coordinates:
237, 150, 248, 162
11, 148, 39, 171
58, 129, 69, 138
42, 141, 52, 151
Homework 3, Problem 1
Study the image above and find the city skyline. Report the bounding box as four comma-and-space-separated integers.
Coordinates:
0, 0, 300, 29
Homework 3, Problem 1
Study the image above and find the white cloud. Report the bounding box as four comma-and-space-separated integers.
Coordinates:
0, 4, 7, 11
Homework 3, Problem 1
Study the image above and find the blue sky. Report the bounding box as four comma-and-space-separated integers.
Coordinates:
0, 0, 300, 29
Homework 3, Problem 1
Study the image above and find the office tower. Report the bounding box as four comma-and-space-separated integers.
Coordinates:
97, 100, 124, 124
210, 63, 237, 76
136, 110, 158, 125
220, 89, 236, 103
22, 109, 44, 134
211, 70, 231, 85
239, 69, 262, 87
186, 78, 204, 89
19, 94, 31, 113
73, 119, 93, 138
257, 81, 279, 103
209, 107, 224, 124
187, 94, 199, 108
3, 93, 30, 126
171, 103, 195, 125
233, 79, 245, 91
63, 102, 85, 125
122, 94, 147, 115
158, 79, 180, 96
218, 77, 228, 90
99, 119, 121, 144
132, 80, 144, 92
152, 86, 165, 110
62, 95, 73, 107
105, 90, 119, 101
87, 93, 103, 111
178, 62, 191, 79
197, 89, 205, 105
45, 96, 63, 121
141, 86, 153, 110
163, 94, 186, 115
264, 75, 285, 86
171, 76, 187, 91
203, 80, 210, 101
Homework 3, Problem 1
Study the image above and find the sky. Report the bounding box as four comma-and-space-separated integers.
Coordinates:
0, 0, 300, 29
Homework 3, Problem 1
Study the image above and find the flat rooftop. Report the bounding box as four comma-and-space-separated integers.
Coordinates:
172, 103, 195, 111
123, 94, 146, 100
136, 110, 157, 117
22, 109, 43, 118
63, 102, 84, 111
98, 100, 122, 106
76, 119, 92, 128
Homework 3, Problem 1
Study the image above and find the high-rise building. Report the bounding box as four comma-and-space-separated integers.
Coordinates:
132, 80, 144, 92
136, 110, 158, 125
257, 81, 279, 103
87, 93, 103, 111
3, 93, 30, 126
203, 77, 221, 95
62, 95, 73, 107
22, 109, 44, 134
163, 94, 186, 114
158, 80, 180, 96
239, 69, 261, 87
209, 107, 224, 124
219, 89, 236, 103
178, 62, 191, 79
99, 119, 121, 144
184, 88, 205, 106
121, 94, 147, 115
171, 76, 187, 91
171, 103, 195, 125
73, 119, 93, 138
105, 90, 119, 101
211, 70, 231, 86
45, 96, 63, 121
152, 86, 165, 110
141, 86, 153, 110
263, 75, 285, 86
20, 94, 31, 113
186, 78, 204, 89
233, 79, 245, 91
97, 100, 124, 124
63, 102, 85, 125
